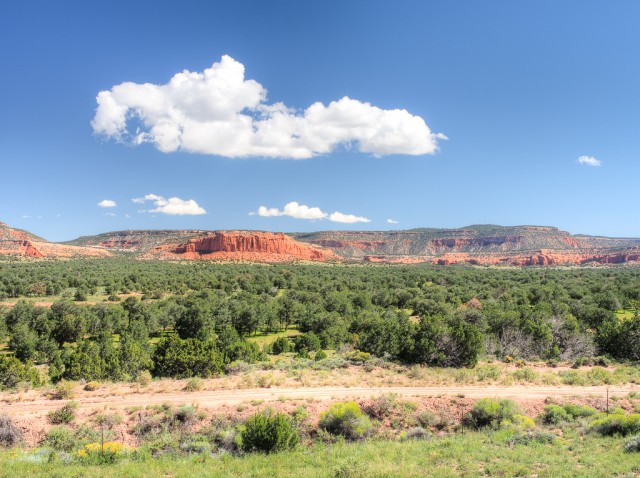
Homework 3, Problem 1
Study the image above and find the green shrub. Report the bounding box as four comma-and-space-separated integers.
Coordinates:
42, 426, 77, 452
95, 412, 123, 428
346, 350, 371, 363
365, 393, 398, 419
240, 410, 299, 453
542, 403, 598, 425
319, 402, 372, 440
542, 405, 570, 425
625, 435, 640, 452
507, 429, 556, 446
512, 367, 538, 383
0, 356, 43, 390
270, 337, 292, 355
476, 364, 501, 381
293, 333, 322, 353
184, 377, 203, 392
174, 406, 198, 427
48, 401, 79, 424
466, 399, 518, 429
589, 413, 640, 436
84, 381, 100, 391
0, 414, 23, 448
136, 370, 152, 386
314, 350, 328, 361
559, 370, 586, 386
586, 366, 614, 384
562, 403, 598, 419
416, 411, 436, 427
152, 336, 223, 379
51, 380, 75, 400
506, 414, 536, 430
401, 426, 431, 441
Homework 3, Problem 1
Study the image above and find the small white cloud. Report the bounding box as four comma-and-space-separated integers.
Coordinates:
255, 201, 369, 223
329, 212, 371, 224
21, 215, 30, 219
92, 55, 444, 159
132, 194, 206, 215
257, 206, 285, 218
257, 202, 327, 220
577, 155, 601, 167
98, 199, 117, 208
282, 202, 326, 220
387, 219, 398, 224
125, 214, 131, 219
104, 212, 116, 217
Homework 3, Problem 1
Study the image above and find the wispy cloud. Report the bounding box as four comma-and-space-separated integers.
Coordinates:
92, 55, 444, 159
387, 219, 398, 224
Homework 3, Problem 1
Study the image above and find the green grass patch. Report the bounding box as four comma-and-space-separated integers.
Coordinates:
1, 432, 638, 477
246, 327, 302, 348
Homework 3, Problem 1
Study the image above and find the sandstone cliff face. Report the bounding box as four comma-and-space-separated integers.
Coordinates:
151, 231, 337, 262
0, 239, 44, 258
0, 221, 111, 258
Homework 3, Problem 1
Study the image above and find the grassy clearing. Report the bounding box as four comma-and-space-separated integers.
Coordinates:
246, 327, 302, 348
616, 308, 637, 320
1, 433, 637, 478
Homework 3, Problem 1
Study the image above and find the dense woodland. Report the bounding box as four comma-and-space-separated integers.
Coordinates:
1, 259, 640, 388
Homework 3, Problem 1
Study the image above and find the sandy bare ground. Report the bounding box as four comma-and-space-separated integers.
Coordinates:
3, 384, 637, 415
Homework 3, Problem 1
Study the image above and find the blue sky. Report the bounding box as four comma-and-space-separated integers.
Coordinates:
1, 0, 639, 241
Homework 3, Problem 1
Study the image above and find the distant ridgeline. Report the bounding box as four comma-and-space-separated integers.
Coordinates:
2, 221, 640, 265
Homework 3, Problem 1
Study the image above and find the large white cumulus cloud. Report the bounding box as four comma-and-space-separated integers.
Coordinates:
92, 55, 444, 159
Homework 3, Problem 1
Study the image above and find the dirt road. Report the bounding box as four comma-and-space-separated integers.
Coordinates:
4, 384, 636, 415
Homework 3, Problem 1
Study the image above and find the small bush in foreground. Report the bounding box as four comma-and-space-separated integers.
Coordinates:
76, 441, 130, 464
0, 414, 23, 448
416, 411, 436, 427
507, 429, 556, 446
400, 427, 431, 441
365, 393, 398, 419
466, 399, 518, 430
240, 410, 299, 454
319, 402, 372, 440
625, 435, 640, 452
589, 413, 640, 436
48, 401, 79, 424
42, 426, 77, 452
